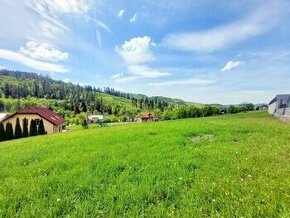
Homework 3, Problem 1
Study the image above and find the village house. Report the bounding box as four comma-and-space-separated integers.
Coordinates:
268, 94, 290, 122
135, 113, 160, 122
256, 104, 268, 111
1, 106, 65, 134
87, 114, 104, 123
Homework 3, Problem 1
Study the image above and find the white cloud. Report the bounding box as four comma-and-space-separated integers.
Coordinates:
20, 41, 68, 63
111, 72, 123, 79
115, 36, 169, 83
115, 76, 139, 83
118, 9, 125, 17
128, 65, 169, 78
43, 0, 90, 15
129, 13, 138, 23
0, 65, 5, 70
162, 1, 287, 52
94, 20, 112, 33
148, 78, 216, 87
221, 61, 244, 72
0, 48, 69, 73
115, 36, 154, 65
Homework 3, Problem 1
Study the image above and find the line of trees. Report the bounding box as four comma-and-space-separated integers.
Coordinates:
0, 70, 173, 116
0, 118, 46, 142
227, 103, 255, 114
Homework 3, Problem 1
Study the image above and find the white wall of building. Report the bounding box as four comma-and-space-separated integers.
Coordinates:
268, 102, 277, 114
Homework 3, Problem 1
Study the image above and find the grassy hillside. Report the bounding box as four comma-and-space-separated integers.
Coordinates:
0, 112, 289, 217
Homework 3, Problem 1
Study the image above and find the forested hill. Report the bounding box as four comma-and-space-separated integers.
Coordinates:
0, 69, 209, 123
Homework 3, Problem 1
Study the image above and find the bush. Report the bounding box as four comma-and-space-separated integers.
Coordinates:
82, 119, 88, 129
5, 122, 14, 140
14, 117, 22, 139
22, 118, 29, 137
29, 119, 38, 136
228, 105, 238, 114
188, 106, 202, 118
37, 119, 46, 135
0, 122, 5, 141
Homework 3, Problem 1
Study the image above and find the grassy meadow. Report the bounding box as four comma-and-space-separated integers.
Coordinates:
0, 112, 290, 217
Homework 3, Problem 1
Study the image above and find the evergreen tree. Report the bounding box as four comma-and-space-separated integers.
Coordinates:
5, 122, 14, 140
22, 118, 29, 137
29, 119, 38, 136
14, 117, 22, 139
37, 119, 46, 135
82, 119, 88, 129
0, 122, 5, 141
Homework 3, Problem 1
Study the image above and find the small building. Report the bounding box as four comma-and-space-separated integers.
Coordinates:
87, 115, 104, 123
268, 94, 290, 114
268, 94, 290, 122
256, 104, 268, 111
135, 113, 160, 122
1, 106, 65, 134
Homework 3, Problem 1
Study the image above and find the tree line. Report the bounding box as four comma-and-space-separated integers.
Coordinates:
0, 70, 174, 116
0, 70, 256, 124
0, 118, 46, 142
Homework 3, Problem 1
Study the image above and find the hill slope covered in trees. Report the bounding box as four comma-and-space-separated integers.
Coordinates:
0, 70, 210, 122
0, 70, 255, 124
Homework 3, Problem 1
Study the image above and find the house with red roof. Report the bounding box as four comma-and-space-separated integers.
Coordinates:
1, 106, 65, 134
134, 112, 160, 122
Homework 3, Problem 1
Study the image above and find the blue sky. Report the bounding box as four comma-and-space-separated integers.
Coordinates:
0, 0, 290, 104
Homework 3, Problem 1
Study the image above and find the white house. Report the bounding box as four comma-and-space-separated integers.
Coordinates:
87, 115, 104, 123
268, 94, 290, 122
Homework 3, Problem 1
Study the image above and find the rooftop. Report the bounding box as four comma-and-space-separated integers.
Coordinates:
2, 106, 65, 126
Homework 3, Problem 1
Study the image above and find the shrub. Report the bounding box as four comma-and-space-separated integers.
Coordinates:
14, 117, 22, 139
5, 122, 14, 140
82, 119, 88, 129
0, 122, 5, 141
29, 119, 38, 136
37, 119, 46, 135
22, 118, 29, 137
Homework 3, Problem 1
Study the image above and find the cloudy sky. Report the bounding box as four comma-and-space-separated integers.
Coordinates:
0, 0, 290, 104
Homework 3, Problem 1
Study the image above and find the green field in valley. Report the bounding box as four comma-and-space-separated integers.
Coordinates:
0, 112, 290, 217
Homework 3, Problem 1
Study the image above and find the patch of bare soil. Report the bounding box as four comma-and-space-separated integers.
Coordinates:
191, 134, 215, 142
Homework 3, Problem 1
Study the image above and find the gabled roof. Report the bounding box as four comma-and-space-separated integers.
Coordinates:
269, 94, 290, 105
269, 96, 277, 105
2, 106, 65, 126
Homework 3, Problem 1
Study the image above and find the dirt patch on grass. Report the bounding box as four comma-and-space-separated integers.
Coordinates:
191, 134, 215, 142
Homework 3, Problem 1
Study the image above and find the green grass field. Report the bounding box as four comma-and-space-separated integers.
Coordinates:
0, 112, 290, 217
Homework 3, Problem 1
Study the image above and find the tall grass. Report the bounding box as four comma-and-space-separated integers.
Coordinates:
0, 112, 289, 217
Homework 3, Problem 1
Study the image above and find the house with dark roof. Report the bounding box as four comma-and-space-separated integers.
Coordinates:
1, 106, 65, 134
268, 94, 290, 121
135, 112, 160, 122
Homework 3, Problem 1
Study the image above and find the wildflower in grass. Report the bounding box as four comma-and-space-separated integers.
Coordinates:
57, 198, 61, 202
